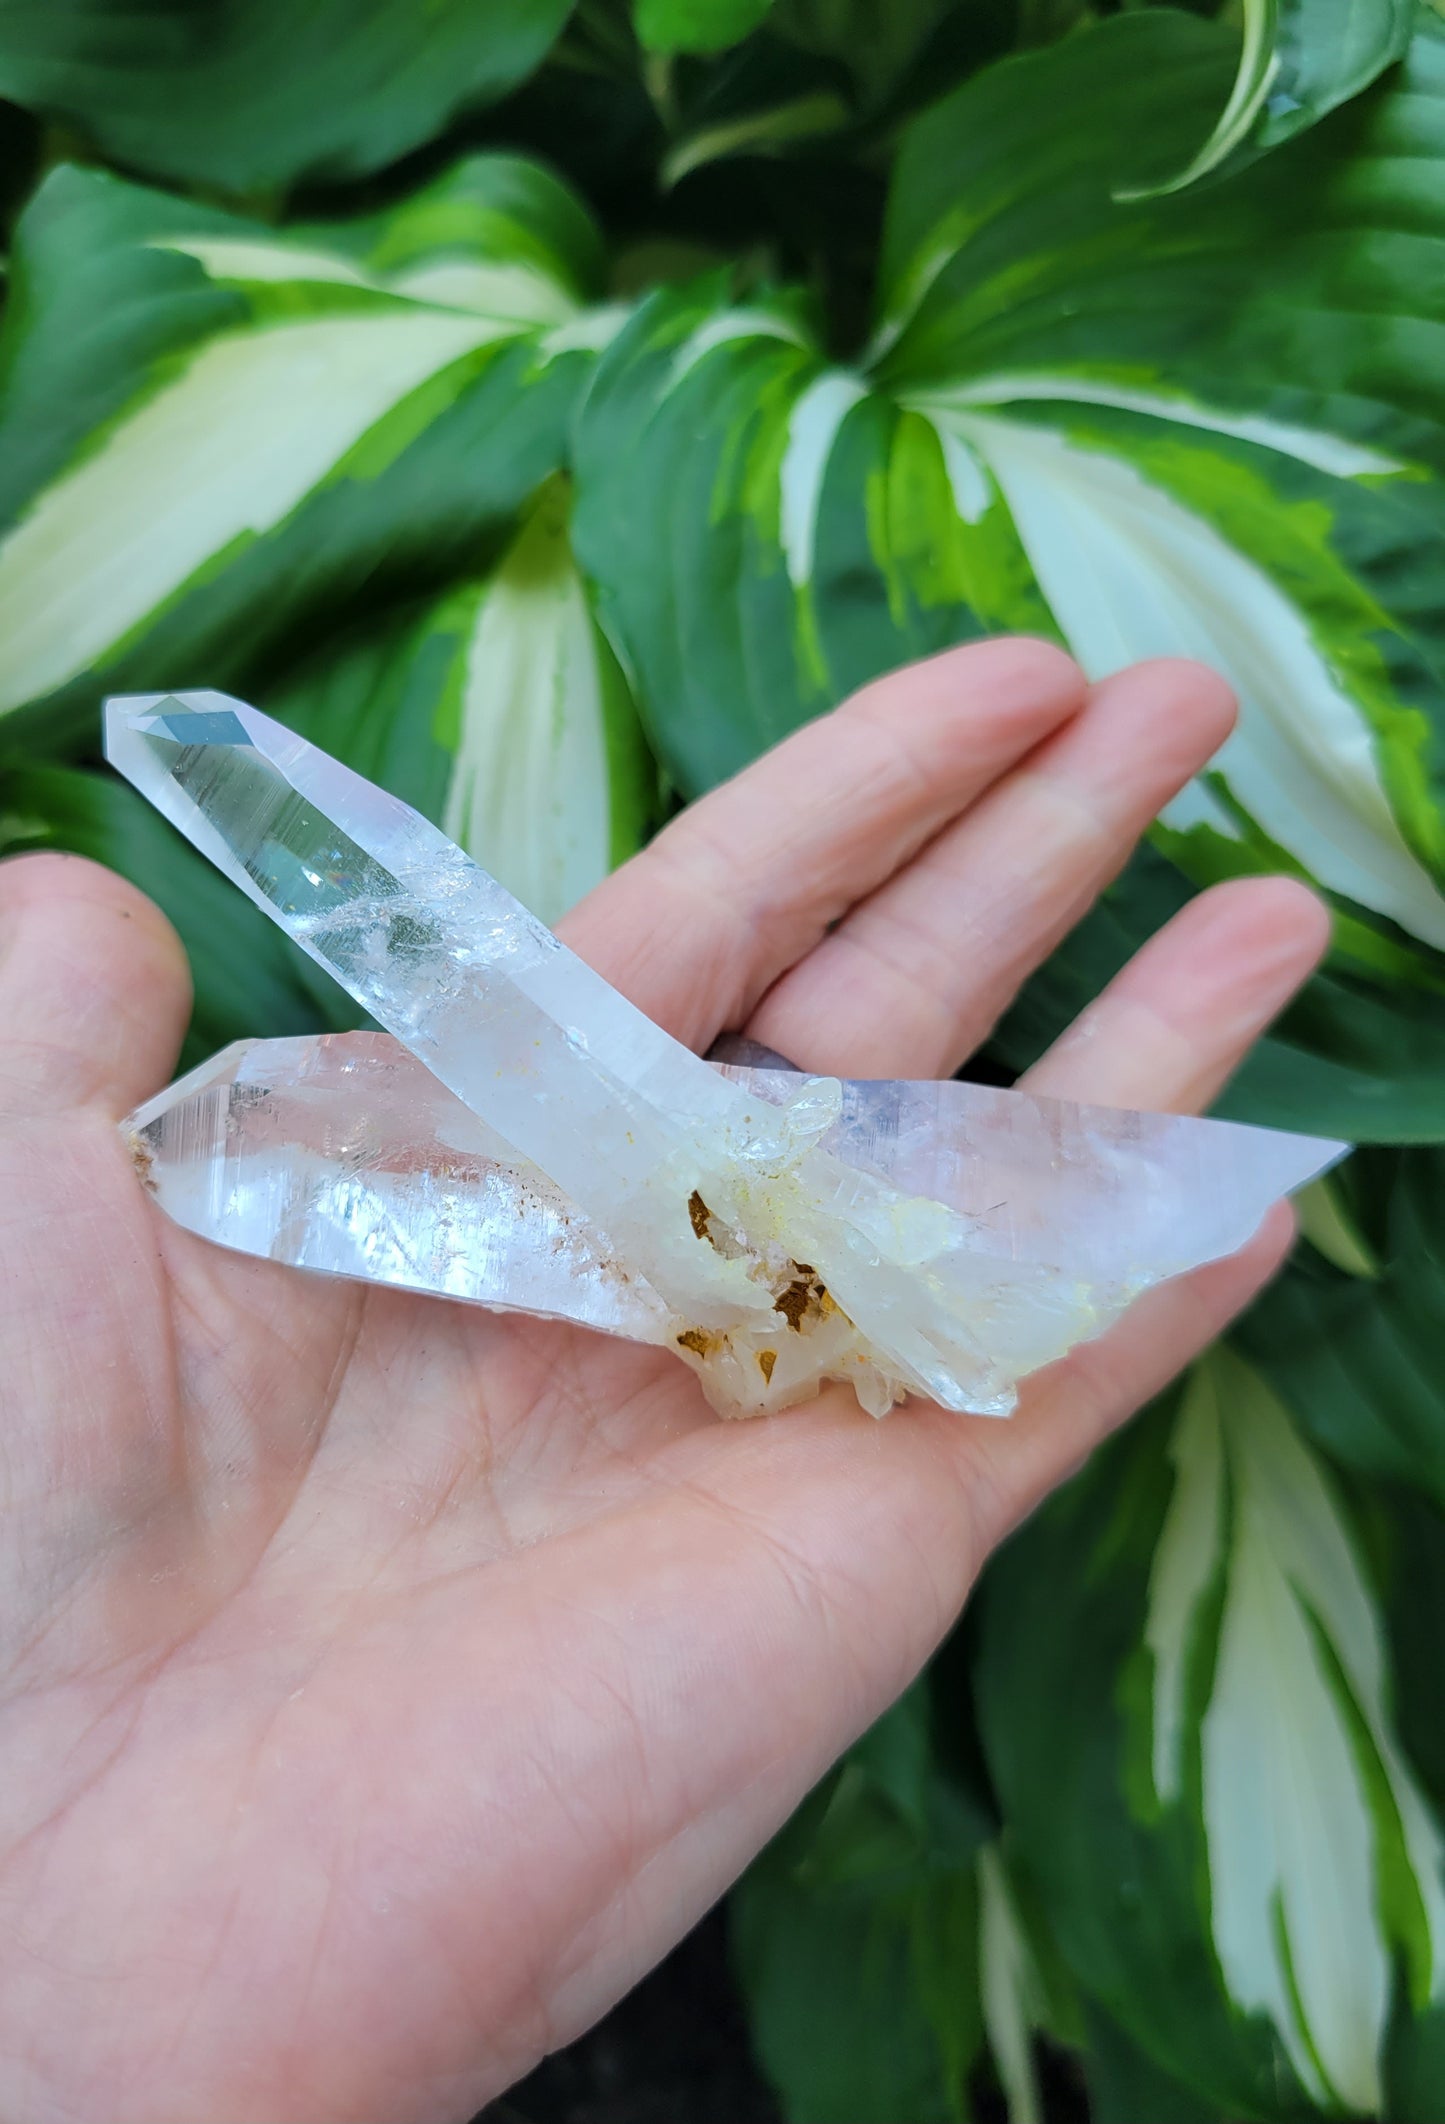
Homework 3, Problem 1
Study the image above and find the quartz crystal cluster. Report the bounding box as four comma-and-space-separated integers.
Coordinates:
108, 692, 1345, 1419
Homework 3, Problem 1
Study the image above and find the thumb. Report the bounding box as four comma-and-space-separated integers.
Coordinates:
0, 853, 191, 1122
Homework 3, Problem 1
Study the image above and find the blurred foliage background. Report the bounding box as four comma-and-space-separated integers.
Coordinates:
2, 1, 1445, 2117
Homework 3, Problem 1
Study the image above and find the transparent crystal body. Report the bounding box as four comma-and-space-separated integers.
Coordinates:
107, 692, 1345, 1418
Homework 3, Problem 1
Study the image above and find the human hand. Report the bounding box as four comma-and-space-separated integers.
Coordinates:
0, 642, 1328, 2123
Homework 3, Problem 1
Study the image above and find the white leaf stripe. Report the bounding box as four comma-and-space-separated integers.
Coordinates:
152, 236, 378, 289
664, 308, 809, 395
866, 229, 965, 367
945, 410, 1445, 949
909, 374, 1403, 479
978, 1844, 1046, 2124
778, 370, 867, 589
1207, 1431, 1385, 2110
1123, 0, 1281, 198
0, 311, 506, 717
151, 235, 577, 330
541, 303, 634, 359
441, 493, 613, 928
1144, 1377, 1225, 1805
392, 259, 574, 327
628, 302, 1445, 951
934, 421, 993, 524
1146, 1350, 1445, 2115
650, 288, 1444, 949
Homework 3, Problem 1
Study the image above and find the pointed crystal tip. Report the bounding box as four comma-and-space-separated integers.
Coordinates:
105, 690, 252, 758
113, 701, 251, 748
104, 690, 256, 812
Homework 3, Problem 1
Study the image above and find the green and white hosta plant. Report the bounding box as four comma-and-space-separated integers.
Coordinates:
1137, 0, 1417, 192
0, 4, 1442, 2114
574, 9, 1445, 958
1146, 1350, 1445, 2112
978, 1343, 1445, 2120
0, 152, 620, 742
0, 154, 652, 924
1239, 1144, 1445, 1506
269, 478, 655, 927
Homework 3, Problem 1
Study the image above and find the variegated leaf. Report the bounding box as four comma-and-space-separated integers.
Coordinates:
1146, 1348, 1445, 2113
977, 1843, 1047, 2124
1137, 0, 1415, 195
574, 11, 1445, 962
977, 1354, 1445, 2119
0, 155, 622, 750
1238, 1145, 1445, 1506
273, 478, 657, 929
0, 0, 572, 195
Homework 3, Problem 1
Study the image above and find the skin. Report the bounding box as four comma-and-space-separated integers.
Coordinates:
0, 640, 1330, 2124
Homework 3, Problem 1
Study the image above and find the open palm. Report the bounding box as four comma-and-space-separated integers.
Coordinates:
0, 641, 1328, 2124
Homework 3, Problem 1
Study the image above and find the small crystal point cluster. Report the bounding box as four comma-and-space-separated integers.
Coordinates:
107, 691, 1346, 1419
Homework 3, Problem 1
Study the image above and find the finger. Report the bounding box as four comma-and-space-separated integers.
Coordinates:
941, 1203, 1297, 1555
559, 638, 1086, 1049
0, 853, 191, 1121
747, 658, 1235, 1077
922, 874, 1329, 1542
1020, 874, 1333, 1110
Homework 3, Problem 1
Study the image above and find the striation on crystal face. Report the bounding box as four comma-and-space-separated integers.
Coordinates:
108, 690, 1345, 1418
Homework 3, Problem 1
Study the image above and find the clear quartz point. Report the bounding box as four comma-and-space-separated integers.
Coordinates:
107, 691, 1347, 1419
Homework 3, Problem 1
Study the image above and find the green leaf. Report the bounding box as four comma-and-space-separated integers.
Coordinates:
1149, 1353, 1444, 2110
576, 11, 1445, 974
0, 0, 573, 196
0, 481, 655, 1068
636, 0, 775, 56
1293, 1171, 1382, 1278
989, 845, 1445, 1143
0, 761, 359, 1068
976, 1352, 1445, 2119
572, 286, 1029, 793
874, 8, 1445, 956
731, 1687, 988, 2124
1079, 2002, 1223, 2124
273, 478, 658, 928
1374, 1487, 1445, 2117
977, 1842, 1048, 2124
0, 155, 617, 755
660, 89, 851, 187
1136, 0, 1416, 197
1236, 1148, 1445, 1509
734, 1868, 978, 2124
771, 0, 973, 103
643, 0, 1012, 196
